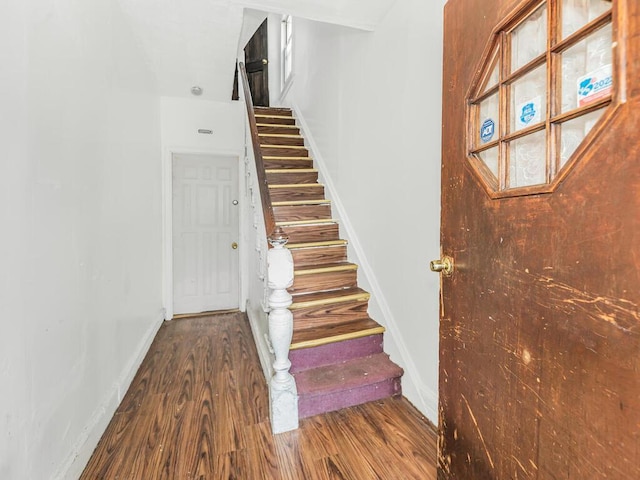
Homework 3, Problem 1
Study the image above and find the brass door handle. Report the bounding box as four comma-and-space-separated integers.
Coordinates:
430, 256, 454, 276
231, 242, 238, 250
262, 58, 268, 65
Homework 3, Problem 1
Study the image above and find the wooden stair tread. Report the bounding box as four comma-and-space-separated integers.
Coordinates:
258, 126, 301, 136
286, 239, 347, 249
263, 156, 312, 160
267, 172, 319, 186
291, 287, 369, 310
255, 114, 293, 118
277, 219, 337, 228
266, 168, 318, 174
259, 133, 303, 139
294, 262, 357, 276
260, 144, 307, 149
254, 106, 291, 111
280, 223, 340, 244
254, 108, 293, 118
257, 122, 298, 128
272, 199, 330, 206
291, 317, 385, 350
263, 158, 314, 169
269, 183, 323, 188
254, 113, 296, 126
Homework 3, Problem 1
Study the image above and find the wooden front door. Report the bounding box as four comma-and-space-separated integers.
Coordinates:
438, 0, 640, 478
244, 19, 269, 107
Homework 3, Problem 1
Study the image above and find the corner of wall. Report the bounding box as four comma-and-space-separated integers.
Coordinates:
53, 310, 166, 480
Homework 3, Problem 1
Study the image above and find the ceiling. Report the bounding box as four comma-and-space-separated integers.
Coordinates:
116, 0, 397, 102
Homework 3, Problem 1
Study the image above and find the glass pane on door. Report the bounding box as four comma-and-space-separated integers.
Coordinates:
558, 108, 604, 168
511, 4, 548, 71
480, 49, 501, 95
509, 130, 547, 187
561, 0, 612, 39
560, 23, 612, 112
510, 65, 547, 132
478, 147, 500, 181
486, 62, 500, 91
478, 93, 500, 146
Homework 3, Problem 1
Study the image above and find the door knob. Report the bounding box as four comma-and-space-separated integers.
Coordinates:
231, 242, 238, 250
430, 256, 454, 277
232, 199, 239, 205
261, 58, 268, 65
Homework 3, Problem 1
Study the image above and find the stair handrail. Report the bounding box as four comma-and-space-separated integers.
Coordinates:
239, 61, 298, 434
238, 62, 276, 239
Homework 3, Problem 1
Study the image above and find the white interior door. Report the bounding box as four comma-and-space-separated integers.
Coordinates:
172, 153, 239, 314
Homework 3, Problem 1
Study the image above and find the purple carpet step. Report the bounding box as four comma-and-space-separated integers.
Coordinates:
294, 353, 403, 419
290, 334, 384, 374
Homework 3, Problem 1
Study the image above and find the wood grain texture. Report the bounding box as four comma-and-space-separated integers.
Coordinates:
273, 204, 332, 222
267, 170, 319, 184
259, 134, 305, 146
290, 267, 358, 295
289, 244, 348, 267
261, 145, 310, 157
280, 223, 340, 244
291, 288, 371, 328
268, 184, 325, 202
243, 20, 269, 107
238, 63, 276, 237
255, 115, 297, 125
263, 157, 315, 169
255, 107, 293, 117
291, 318, 384, 349
81, 312, 437, 480
257, 124, 301, 135
440, 0, 640, 478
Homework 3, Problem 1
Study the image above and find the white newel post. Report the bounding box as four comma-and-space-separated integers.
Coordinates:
267, 227, 299, 433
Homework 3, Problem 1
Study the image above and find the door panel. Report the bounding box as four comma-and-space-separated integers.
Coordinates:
439, 1, 640, 478
244, 19, 269, 107
172, 154, 239, 314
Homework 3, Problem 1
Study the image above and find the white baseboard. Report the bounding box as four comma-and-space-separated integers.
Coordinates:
420, 384, 439, 423
53, 310, 166, 480
246, 301, 274, 381
289, 103, 437, 422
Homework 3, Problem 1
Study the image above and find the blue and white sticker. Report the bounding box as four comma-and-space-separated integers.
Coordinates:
516, 96, 541, 130
577, 64, 612, 108
480, 118, 496, 143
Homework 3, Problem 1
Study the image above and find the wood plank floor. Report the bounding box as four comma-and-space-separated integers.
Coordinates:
80, 312, 438, 479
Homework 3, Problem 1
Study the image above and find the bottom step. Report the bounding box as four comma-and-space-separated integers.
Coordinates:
294, 353, 403, 419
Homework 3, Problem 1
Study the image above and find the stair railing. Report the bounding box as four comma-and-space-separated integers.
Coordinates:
239, 62, 298, 434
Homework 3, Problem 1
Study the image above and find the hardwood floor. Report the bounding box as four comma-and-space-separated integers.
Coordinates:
80, 312, 438, 479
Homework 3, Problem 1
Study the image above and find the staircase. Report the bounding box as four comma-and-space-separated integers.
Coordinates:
255, 106, 403, 419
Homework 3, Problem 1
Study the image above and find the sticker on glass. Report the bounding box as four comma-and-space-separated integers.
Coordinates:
480, 119, 496, 143
516, 96, 541, 130
577, 64, 612, 108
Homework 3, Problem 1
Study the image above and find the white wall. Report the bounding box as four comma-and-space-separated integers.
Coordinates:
160, 96, 245, 318
267, 12, 284, 104
238, 9, 269, 59
160, 97, 245, 153
284, 0, 446, 421
0, 0, 164, 478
